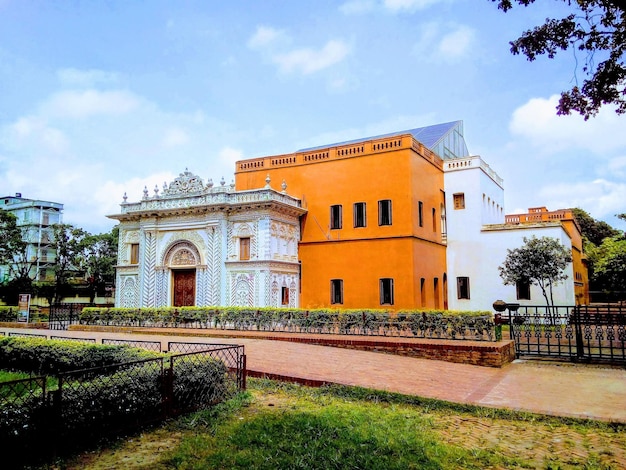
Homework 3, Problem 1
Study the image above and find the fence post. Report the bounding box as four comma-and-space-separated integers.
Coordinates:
240, 353, 247, 391
573, 306, 585, 361
162, 359, 174, 418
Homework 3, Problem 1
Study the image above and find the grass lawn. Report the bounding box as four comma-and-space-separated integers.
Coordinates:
50, 378, 626, 470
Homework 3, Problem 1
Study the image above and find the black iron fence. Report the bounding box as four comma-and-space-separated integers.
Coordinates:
49, 303, 87, 330
499, 304, 626, 364
0, 342, 246, 465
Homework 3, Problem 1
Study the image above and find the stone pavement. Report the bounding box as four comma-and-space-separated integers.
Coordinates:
2, 326, 625, 423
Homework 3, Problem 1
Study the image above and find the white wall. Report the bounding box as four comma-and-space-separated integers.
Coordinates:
444, 156, 575, 311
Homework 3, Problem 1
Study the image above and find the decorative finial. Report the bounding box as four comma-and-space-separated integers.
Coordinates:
153, 184, 159, 197
207, 178, 213, 188
281, 179, 287, 194
220, 176, 225, 186
122, 192, 128, 203
163, 182, 167, 191
143, 186, 149, 199
265, 174, 271, 189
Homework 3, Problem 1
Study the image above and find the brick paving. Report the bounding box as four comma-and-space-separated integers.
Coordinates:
2, 326, 625, 423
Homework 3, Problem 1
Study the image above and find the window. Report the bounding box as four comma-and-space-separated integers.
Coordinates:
453, 193, 465, 210
420, 278, 426, 306
432, 208, 436, 232
378, 200, 392, 226
331, 279, 343, 304
379, 278, 394, 305
240, 237, 250, 260
353, 202, 366, 228
130, 243, 139, 264
516, 281, 531, 300
434, 277, 440, 309
281, 286, 290, 305
330, 205, 342, 229
457, 277, 470, 299
418, 201, 424, 227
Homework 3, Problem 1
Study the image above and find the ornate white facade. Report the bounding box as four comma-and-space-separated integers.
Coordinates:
108, 170, 305, 309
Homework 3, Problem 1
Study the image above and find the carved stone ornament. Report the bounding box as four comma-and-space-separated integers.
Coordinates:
162, 168, 206, 196
172, 248, 196, 266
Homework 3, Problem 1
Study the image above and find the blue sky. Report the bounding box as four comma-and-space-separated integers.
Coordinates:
1, 0, 624, 234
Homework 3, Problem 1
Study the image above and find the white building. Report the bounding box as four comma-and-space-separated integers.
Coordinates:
108, 170, 305, 309
0, 193, 63, 282
444, 158, 581, 310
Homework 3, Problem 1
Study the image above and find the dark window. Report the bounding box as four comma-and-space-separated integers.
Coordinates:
434, 277, 440, 309
378, 200, 392, 226
457, 276, 470, 299
379, 278, 394, 305
281, 286, 289, 305
516, 281, 531, 300
432, 208, 436, 231
420, 278, 426, 307
453, 193, 465, 210
353, 202, 366, 228
130, 243, 139, 264
331, 279, 343, 304
330, 205, 342, 229
240, 237, 250, 260
418, 201, 423, 227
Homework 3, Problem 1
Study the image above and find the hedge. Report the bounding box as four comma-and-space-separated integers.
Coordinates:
0, 338, 232, 465
0, 336, 162, 375
80, 306, 496, 341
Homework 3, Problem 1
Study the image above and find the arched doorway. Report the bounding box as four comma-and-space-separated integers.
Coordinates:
164, 241, 201, 307
173, 269, 195, 307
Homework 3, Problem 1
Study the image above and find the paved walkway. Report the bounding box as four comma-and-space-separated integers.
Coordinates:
2, 326, 626, 423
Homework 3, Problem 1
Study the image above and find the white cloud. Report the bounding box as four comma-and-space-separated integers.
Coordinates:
340, 0, 442, 14
218, 146, 244, 171
41, 89, 140, 119
607, 155, 626, 179
413, 23, 476, 63
162, 127, 190, 147
383, 0, 442, 12
247, 26, 285, 50
248, 26, 350, 75
7, 117, 69, 155
509, 95, 626, 154
57, 68, 120, 87
437, 26, 475, 60
273, 40, 351, 75
339, 0, 376, 15
538, 179, 626, 224
0, 84, 242, 234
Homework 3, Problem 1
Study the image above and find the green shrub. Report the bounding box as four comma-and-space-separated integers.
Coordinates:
0, 337, 161, 375
80, 306, 496, 340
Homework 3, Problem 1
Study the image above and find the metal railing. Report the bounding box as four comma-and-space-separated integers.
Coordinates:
498, 304, 626, 364
0, 342, 246, 465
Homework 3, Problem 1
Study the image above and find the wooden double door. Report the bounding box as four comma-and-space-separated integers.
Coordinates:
173, 269, 196, 307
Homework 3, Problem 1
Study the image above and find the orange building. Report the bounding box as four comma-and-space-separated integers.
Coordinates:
235, 123, 468, 309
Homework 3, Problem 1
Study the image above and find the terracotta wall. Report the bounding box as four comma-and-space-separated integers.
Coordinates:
236, 135, 448, 310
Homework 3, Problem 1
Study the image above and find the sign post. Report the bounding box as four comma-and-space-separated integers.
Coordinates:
18, 293, 30, 323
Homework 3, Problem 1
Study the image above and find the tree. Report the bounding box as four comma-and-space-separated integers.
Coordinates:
587, 235, 626, 298
491, 1, 626, 119
571, 208, 620, 246
49, 224, 88, 304
499, 236, 573, 308
0, 210, 35, 303
75, 226, 118, 304
0, 210, 26, 272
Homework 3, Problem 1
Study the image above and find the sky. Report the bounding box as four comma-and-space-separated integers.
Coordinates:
1, 0, 625, 235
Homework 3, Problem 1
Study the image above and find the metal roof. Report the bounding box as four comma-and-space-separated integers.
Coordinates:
298, 120, 467, 158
